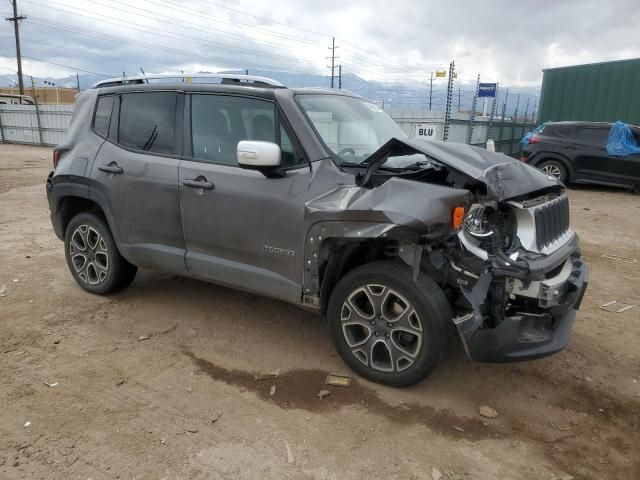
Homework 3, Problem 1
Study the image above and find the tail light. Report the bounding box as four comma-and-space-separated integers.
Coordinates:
527, 135, 540, 144
53, 149, 60, 169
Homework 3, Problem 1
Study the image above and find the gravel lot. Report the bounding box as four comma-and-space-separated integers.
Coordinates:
1, 144, 639, 480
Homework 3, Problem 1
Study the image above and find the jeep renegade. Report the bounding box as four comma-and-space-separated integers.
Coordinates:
47, 74, 588, 387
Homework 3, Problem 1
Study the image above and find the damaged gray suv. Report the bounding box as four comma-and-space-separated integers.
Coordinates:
47, 74, 588, 387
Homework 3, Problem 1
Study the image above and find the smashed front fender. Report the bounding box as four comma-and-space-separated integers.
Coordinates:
305, 177, 471, 237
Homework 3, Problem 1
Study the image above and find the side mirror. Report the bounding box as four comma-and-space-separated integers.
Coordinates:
237, 140, 284, 177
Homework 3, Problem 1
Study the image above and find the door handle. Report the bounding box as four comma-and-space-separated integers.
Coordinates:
183, 178, 214, 190
563, 145, 577, 150
98, 163, 124, 174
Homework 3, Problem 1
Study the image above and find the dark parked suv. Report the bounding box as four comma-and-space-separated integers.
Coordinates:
46, 74, 588, 386
522, 121, 640, 187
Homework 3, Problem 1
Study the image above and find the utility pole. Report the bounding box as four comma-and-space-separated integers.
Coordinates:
6, 0, 26, 95
486, 82, 499, 143
442, 60, 455, 142
428, 72, 433, 110
326, 37, 339, 88
338, 64, 342, 89
511, 94, 521, 154
498, 88, 509, 148
531, 98, 537, 125
75, 73, 80, 92
466, 73, 480, 145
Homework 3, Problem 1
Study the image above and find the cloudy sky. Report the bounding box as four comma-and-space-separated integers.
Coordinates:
1, 0, 639, 87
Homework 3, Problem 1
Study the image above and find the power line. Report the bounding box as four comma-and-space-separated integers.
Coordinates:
0, 34, 149, 67
194, 0, 327, 39
21, 16, 324, 75
21, 0, 453, 82
105, 0, 324, 50
151, 0, 324, 47
21, 0, 320, 67
0, 53, 112, 77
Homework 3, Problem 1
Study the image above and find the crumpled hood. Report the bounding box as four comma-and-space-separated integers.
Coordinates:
361, 137, 562, 201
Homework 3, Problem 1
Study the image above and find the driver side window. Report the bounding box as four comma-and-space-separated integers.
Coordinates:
190, 94, 304, 167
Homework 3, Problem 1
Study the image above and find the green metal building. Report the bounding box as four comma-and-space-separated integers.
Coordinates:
538, 58, 640, 126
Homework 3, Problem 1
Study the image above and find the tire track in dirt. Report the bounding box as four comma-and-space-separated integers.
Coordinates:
184, 349, 640, 480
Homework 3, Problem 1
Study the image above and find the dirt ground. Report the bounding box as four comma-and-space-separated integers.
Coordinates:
0, 144, 639, 480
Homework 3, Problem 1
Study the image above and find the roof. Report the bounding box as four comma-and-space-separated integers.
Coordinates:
94, 82, 360, 102
93, 73, 284, 88
91, 73, 362, 99
542, 57, 640, 72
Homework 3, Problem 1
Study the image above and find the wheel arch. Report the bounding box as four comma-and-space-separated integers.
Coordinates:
530, 153, 574, 181
303, 221, 423, 313
49, 182, 123, 249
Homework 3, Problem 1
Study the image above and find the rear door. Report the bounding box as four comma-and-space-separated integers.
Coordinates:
178, 92, 310, 302
90, 90, 186, 273
569, 125, 617, 182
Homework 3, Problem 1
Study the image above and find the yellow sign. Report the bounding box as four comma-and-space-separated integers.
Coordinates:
435, 70, 446, 78
185, 77, 193, 83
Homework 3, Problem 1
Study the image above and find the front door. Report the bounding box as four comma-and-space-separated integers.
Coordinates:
90, 91, 186, 273
179, 93, 310, 302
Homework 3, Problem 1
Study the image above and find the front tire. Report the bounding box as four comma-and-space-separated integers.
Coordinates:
64, 212, 137, 295
327, 261, 452, 387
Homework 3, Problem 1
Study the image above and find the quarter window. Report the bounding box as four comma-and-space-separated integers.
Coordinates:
118, 92, 177, 154
93, 95, 115, 138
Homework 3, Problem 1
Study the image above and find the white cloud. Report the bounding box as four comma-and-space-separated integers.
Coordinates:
1, 0, 638, 87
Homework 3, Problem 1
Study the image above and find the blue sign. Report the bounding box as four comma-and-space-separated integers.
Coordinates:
478, 83, 497, 98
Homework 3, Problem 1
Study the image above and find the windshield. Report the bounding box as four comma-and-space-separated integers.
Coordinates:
297, 94, 407, 164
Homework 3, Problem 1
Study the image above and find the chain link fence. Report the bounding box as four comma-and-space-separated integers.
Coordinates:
0, 104, 73, 146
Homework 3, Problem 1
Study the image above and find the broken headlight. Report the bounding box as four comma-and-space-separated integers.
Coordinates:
463, 205, 494, 239
463, 204, 517, 251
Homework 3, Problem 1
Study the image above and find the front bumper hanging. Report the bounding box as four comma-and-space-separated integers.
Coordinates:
454, 247, 588, 363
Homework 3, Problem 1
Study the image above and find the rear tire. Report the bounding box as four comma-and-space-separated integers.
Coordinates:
64, 212, 137, 295
538, 159, 568, 184
327, 260, 452, 387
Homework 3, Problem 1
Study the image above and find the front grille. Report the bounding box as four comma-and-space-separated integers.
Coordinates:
534, 196, 570, 250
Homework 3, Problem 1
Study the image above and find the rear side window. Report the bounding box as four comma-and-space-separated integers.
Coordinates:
573, 127, 608, 146
118, 92, 177, 154
540, 125, 570, 138
93, 96, 115, 138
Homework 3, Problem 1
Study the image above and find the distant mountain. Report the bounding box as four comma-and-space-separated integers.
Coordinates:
0, 73, 105, 90
0, 70, 539, 116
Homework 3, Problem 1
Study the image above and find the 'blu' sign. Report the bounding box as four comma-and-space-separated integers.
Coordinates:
478, 83, 497, 98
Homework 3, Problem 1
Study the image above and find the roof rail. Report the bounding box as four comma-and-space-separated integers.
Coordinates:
92, 73, 285, 89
